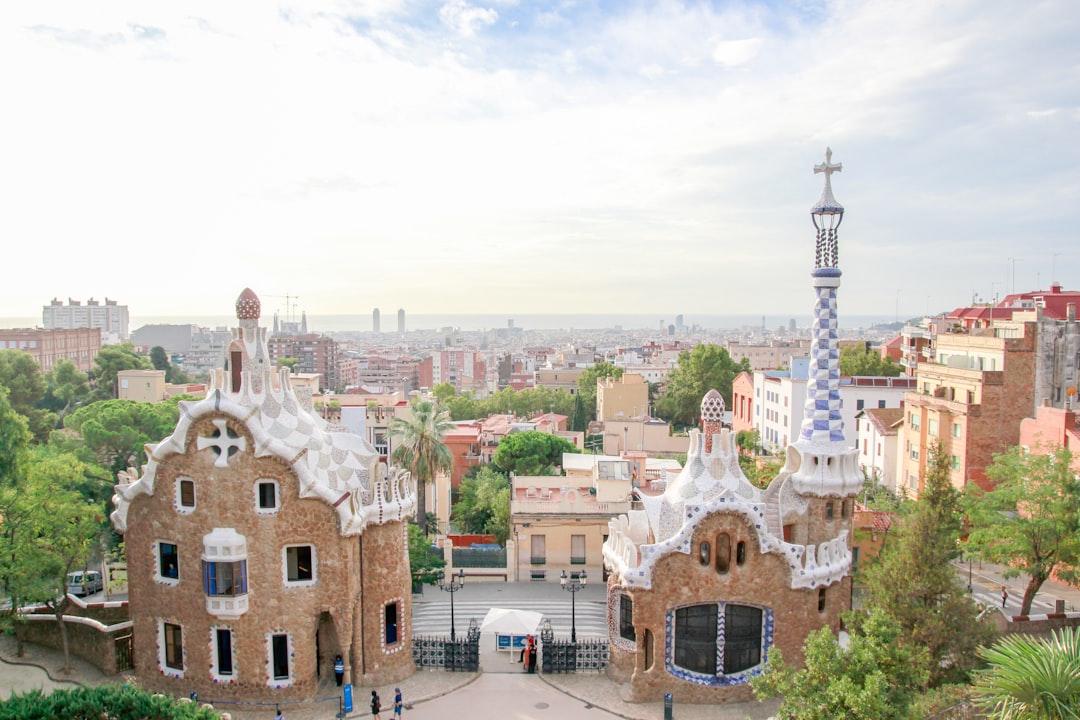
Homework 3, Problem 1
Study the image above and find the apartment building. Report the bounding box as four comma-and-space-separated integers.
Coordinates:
0, 327, 101, 373
854, 407, 903, 493
43, 297, 128, 342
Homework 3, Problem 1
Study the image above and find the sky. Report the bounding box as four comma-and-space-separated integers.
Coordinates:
1, 1, 1078, 321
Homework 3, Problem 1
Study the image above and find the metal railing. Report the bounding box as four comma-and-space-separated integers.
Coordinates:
451, 547, 507, 568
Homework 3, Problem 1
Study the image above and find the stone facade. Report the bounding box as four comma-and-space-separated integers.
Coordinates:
113, 289, 415, 703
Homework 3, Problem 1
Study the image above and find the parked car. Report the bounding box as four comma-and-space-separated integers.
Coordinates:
66, 570, 104, 597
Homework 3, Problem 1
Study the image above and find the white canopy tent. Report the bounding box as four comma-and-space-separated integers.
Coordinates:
479, 608, 545, 660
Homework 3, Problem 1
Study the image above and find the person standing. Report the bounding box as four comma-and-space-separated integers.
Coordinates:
334, 654, 344, 687
371, 690, 382, 720
394, 687, 403, 717
1001, 585, 1009, 609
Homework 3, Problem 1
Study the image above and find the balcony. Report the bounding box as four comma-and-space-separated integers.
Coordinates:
205, 594, 249, 620
511, 499, 638, 516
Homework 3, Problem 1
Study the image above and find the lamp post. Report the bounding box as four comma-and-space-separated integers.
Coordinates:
437, 569, 465, 640
560, 569, 587, 643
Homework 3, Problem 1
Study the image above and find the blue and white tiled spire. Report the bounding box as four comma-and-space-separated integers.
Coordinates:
789, 148, 862, 497
798, 148, 846, 448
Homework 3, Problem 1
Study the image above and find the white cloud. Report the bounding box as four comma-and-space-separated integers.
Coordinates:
439, 0, 498, 37
711, 37, 761, 67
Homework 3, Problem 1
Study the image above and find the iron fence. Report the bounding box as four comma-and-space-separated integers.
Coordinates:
540, 637, 609, 673
451, 547, 507, 568
412, 621, 481, 672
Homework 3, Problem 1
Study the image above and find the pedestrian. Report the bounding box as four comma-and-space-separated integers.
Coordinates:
1001, 585, 1009, 608
526, 637, 537, 674
334, 654, 344, 687
371, 689, 382, 720
394, 687, 403, 717
274, 706, 285, 720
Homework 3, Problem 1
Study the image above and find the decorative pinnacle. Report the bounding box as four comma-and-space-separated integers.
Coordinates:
811, 147, 844, 215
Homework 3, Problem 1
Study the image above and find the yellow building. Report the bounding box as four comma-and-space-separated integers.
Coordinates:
117, 369, 167, 403
597, 373, 649, 422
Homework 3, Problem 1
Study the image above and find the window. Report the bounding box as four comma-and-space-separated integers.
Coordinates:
856, 399, 865, 410
736, 541, 747, 566
841, 500, 851, 519
951, 455, 960, 470
159, 542, 179, 580
672, 603, 765, 679
530, 535, 545, 565
952, 423, 962, 438
851, 546, 861, 573
619, 595, 635, 642
203, 560, 248, 596
256, 480, 279, 512
570, 534, 586, 564
699, 541, 711, 566
910, 447, 920, 461
284, 546, 315, 584
164, 622, 183, 670
928, 418, 939, 436
385, 602, 399, 645
271, 634, 289, 680
715, 533, 731, 574
862, 439, 868, 454
825, 502, 834, 520
878, 400, 886, 408
818, 587, 827, 612
215, 628, 234, 676
177, 478, 195, 510
909, 413, 921, 430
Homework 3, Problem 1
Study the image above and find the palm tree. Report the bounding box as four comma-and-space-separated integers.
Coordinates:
972, 626, 1080, 719
390, 397, 453, 535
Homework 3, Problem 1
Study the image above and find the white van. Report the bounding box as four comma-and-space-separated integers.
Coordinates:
66, 570, 104, 597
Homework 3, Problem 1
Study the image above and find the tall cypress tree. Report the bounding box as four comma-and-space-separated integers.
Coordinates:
860, 441, 995, 686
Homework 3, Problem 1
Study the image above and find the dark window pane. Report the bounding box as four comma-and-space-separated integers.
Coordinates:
723, 604, 762, 674
179, 479, 195, 507
164, 623, 183, 670
216, 629, 233, 675
258, 482, 276, 509
385, 603, 398, 645
619, 595, 636, 641
272, 634, 289, 679
674, 604, 717, 675
287, 546, 314, 582
160, 543, 179, 579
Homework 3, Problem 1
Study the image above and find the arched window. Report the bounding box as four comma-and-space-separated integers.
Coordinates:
699, 541, 711, 566
715, 533, 731, 574
818, 587, 827, 612
736, 540, 747, 566
671, 603, 766, 679
825, 501, 835, 520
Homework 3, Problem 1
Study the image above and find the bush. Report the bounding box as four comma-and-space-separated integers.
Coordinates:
0, 685, 221, 720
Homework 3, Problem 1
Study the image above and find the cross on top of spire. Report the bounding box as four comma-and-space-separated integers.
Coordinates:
811, 146, 844, 215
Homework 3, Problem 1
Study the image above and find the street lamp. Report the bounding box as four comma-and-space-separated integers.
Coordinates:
560, 569, 587, 643
437, 569, 465, 640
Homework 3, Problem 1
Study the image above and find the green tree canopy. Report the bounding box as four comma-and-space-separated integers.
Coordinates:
88, 344, 150, 402
407, 522, 445, 586
452, 466, 511, 543
861, 442, 996, 685
492, 430, 579, 476
576, 362, 623, 422
963, 445, 1080, 616
0, 388, 31, 486
972, 625, 1080, 720
653, 344, 750, 427
60, 398, 180, 476
391, 397, 453, 535
750, 608, 931, 720
0, 349, 56, 442
440, 386, 575, 423
839, 344, 903, 377
40, 359, 91, 425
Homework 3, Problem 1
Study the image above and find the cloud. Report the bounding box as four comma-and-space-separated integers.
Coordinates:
439, 0, 498, 37
711, 37, 761, 67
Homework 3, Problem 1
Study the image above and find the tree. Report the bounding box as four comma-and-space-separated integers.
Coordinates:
861, 442, 995, 685
88, 344, 150, 402
971, 626, 1080, 720
0, 388, 30, 485
452, 466, 511, 543
963, 445, 1080, 616
750, 608, 931, 720
278, 357, 300, 371
40, 359, 90, 425
431, 382, 457, 405
736, 428, 761, 455
391, 398, 453, 535
407, 522, 445, 588
839, 344, 903, 377
0, 349, 56, 442
149, 346, 190, 384
492, 430, 579, 476
569, 393, 588, 433
0, 446, 101, 669
653, 344, 750, 427
60, 398, 180, 476
576, 362, 623, 422
0, 684, 222, 719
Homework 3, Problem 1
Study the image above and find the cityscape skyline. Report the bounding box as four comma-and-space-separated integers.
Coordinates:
1, 1, 1077, 318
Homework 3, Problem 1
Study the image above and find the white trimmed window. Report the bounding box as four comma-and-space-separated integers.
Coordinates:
255, 480, 280, 514
176, 477, 196, 513
267, 633, 292, 686
211, 627, 235, 682
159, 621, 185, 676
157, 541, 180, 584
283, 545, 316, 586
202, 528, 249, 619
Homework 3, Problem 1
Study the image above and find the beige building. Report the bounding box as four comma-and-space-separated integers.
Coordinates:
597, 373, 649, 422
118, 369, 168, 403
112, 290, 416, 703
600, 418, 688, 456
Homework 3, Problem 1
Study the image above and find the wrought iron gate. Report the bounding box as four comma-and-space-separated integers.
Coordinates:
114, 633, 134, 672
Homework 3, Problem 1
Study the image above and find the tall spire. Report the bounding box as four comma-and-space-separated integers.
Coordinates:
798, 148, 846, 448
